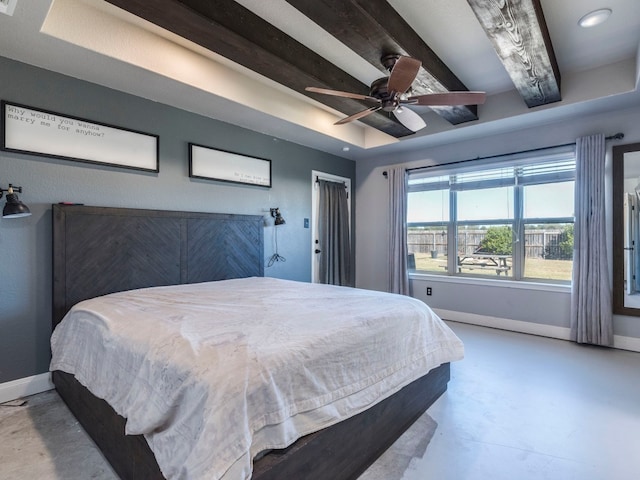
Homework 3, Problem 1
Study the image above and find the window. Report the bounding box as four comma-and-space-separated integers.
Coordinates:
407, 150, 575, 283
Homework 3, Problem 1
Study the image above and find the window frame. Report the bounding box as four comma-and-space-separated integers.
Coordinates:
407, 147, 576, 283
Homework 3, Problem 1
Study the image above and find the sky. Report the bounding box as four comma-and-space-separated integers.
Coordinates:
407, 181, 575, 224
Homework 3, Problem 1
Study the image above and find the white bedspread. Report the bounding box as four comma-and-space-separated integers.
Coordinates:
50, 277, 463, 480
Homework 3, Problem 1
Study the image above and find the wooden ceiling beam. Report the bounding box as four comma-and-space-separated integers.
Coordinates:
104, 0, 414, 137
285, 0, 479, 125
466, 0, 561, 107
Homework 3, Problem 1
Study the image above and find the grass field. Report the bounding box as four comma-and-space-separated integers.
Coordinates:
412, 253, 572, 281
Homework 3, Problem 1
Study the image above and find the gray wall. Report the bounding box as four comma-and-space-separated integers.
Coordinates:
356, 103, 640, 341
0, 57, 355, 384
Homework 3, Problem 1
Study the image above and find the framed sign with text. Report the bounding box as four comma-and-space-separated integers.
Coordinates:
189, 143, 272, 188
1, 101, 159, 172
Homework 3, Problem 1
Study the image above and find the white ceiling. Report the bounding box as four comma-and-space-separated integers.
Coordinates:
0, 0, 639, 161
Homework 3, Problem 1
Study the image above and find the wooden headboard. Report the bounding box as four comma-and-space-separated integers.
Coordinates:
52, 204, 264, 328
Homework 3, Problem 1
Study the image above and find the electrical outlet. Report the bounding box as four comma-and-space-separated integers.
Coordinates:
426, 287, 432, 296
304, 218, 309, 228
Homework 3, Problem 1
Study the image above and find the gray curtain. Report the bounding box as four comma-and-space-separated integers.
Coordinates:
388, 167, 409, 295
318, 180, 352, 286
571, 133, 613, 346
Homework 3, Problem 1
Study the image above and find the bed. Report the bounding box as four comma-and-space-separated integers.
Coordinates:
50, 204, 463, 480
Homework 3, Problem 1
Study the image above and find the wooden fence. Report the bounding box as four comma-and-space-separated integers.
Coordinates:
408, 229, 567, 258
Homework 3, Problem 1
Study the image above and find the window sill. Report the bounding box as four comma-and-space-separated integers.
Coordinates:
409, 272, 571, 293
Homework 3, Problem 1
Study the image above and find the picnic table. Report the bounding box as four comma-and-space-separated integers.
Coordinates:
456, 253, 511, 275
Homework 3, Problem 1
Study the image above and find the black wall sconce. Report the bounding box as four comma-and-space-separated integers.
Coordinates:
1, 184, 31, 218
270, 207, 285, 226
267, 208, 286, 267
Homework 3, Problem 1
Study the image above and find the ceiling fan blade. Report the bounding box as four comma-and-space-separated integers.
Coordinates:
406, 91, 487, 106
393, 107, 426, 132
335, 106, 381, 125
305, 86, 380, 103
387, 56, 421, 94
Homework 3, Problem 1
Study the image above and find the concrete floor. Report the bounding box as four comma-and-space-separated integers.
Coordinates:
2, 322, 640, 479
388, 322, 640, 480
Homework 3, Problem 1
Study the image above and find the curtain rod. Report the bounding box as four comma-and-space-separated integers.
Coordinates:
315, 176, 346, 187
382, 132, 624, 177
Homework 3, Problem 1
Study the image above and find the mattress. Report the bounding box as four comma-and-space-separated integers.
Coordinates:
50, 277, 464, 480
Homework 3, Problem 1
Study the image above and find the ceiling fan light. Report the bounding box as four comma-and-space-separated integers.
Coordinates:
393, 107, 426, 132
578, 8, 612, 28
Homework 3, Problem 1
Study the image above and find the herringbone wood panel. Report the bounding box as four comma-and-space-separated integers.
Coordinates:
53, 205, 264, 326
187, 218, 263, 283
65, 214, 182, 307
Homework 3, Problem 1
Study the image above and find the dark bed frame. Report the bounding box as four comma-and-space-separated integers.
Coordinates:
51, 204, 450, 480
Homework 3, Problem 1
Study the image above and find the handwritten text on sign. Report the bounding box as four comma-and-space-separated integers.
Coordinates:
2, 102, 158, 172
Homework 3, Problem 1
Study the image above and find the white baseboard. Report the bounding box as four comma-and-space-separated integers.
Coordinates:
0, 373, 54, 404
434, 308, 640, 353
612, 334, 640, 353
434, 308, 572, 340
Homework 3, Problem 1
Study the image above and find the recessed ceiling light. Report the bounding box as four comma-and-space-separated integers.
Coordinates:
578, 8, 612, 28
342, 146, 350, 152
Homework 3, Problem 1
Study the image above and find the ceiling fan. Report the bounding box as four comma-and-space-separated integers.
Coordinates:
305, 55, 486, 132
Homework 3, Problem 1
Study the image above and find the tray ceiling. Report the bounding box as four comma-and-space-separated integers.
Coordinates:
102, 0, 563, 138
